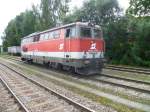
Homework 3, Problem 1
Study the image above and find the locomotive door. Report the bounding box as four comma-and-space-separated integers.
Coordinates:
64, 27, 72, 61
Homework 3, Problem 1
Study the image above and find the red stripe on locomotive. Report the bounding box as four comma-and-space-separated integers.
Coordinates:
22, 38, 104, 52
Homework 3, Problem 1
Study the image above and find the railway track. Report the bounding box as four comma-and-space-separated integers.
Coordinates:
6, 55, 150, 78
105, 64, 150, 75
0, 78, 27, 112
1, 57, 150, 112
2, 55, 150, 75
92, 76, 150, 94
4, 56, 150, 94
0, 62, 95, 112
99, 73, 150, 85
4, 55, 150, 76
2, 55, 21, 62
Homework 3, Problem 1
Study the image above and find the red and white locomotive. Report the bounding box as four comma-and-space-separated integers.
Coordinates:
21, 22, 105, 75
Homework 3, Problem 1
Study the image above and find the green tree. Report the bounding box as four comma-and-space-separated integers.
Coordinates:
31, 5, 42, 31
104, 17, 130, 63
3, 10, 39, 50
40, 0, 70, 29
22, 10, 39, 36
63, 0, 121, 25
2, 0, 70, 51
133, 17, 150, 66
127, 0, 150, 16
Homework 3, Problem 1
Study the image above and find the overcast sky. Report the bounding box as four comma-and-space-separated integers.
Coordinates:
0, 0, 129, 45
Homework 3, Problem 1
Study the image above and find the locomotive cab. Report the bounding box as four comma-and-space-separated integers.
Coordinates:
78, 25, 104, 75
64, 23, 105, 75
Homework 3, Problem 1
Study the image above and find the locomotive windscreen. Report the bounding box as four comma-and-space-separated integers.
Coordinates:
93, 29, 102, 38
80, 27, 92, 38
79, 27, 102, 38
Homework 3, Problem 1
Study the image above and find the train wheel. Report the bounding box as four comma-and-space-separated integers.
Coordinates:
27, 58, 33, 64
69, 67, 75, 73
56, 63, 62, 70
44, 62, 49, 68
48, 62, 52, 68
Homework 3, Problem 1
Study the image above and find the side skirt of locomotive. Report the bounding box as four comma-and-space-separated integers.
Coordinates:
21, 55, 104, 75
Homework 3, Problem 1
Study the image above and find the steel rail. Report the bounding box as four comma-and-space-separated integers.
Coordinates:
3, 56, 150, 94
3, 55, 150, 74
100, 73, 150, 85
4, 57, 150, 93
7, 56, 150, 76
105, 65, 150, 75
107, 65, 150, 72
0, 76, 30, 112
92, 78, 150, 94
0, 62, 95, 112
3, 56, 21, 61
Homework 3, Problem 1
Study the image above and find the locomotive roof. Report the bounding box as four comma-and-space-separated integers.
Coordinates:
22, 22, 101, 39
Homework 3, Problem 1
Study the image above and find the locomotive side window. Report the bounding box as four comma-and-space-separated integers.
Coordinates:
40, 31, 60, 40
44, 33, 49, 40
40, 34, 45, 40
33, 35, 40, 42
80, 27, 92, 38
49, 32, 53, 39
66, 29, 71, 38
65, 27, 76, 38
71, 28, 76, 37
30, 37, 34, 42
53, 30, 60, 39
